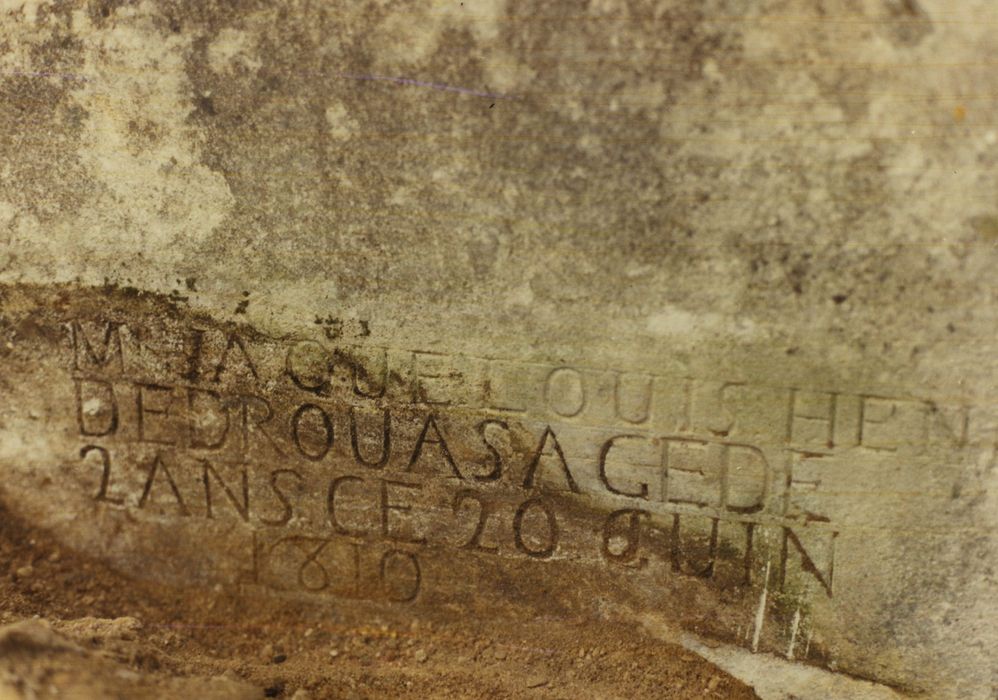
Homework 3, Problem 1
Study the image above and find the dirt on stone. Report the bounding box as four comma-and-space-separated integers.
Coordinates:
0, 502, 759, 699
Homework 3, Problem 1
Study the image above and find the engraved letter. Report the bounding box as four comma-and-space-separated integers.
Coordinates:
235, 395, 284, 457
70, 320, 123, 372
522, 426, 578, 493
80, 445, 124, 505
351, 347, 388, 399
407, 414, 461, 479
136, 383, 176, 445
380, 549, 421, 603
260, 469, 303, 527
788, 389, 837, 450
474, 419, 508, 482
615, 373, 653, 424
327, 475, 367, 536
545, 367, 585, 418
780, 526, 836, 598
74, 378, 118, 437
601, 509, 647, 566
213, 333, 258, 383
138, 453, 190, 516
380, 479, 426, 544
349, 407, 391, 469
286, 340, 330, 393
598, 434, 650, 498
513, 498, 559, 559
412, 351, 457, 405
187, 388, 230, 450
452, 489, 498, 552
723, 443, 770, 514
202, 460, 249, 521
291, 403, 334, 461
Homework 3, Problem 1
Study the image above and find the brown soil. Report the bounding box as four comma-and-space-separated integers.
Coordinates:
0, 502, 759, 699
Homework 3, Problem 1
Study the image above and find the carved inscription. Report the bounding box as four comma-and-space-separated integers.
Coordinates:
2, 285, 989, 690
4, 301, 981, 670
49, 316, 905, 608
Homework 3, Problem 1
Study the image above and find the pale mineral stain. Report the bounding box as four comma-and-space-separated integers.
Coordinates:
0, 0, 47, 23
0, 201, 15, 229
1, 1, 234, 279
207, 27, 263, 75
367, 0, 534, 95
370, 0, 507, 68
646, 306, 760, 340
68, 3, 233, 255
324, 103, 357, 141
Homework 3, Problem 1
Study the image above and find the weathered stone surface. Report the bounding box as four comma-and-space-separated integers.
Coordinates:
1, 1, 997, 697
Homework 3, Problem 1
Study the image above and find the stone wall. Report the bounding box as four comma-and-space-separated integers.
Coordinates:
2, 1, 997, 696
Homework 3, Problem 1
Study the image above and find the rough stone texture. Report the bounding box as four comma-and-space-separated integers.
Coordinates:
1, 1, 997, 697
